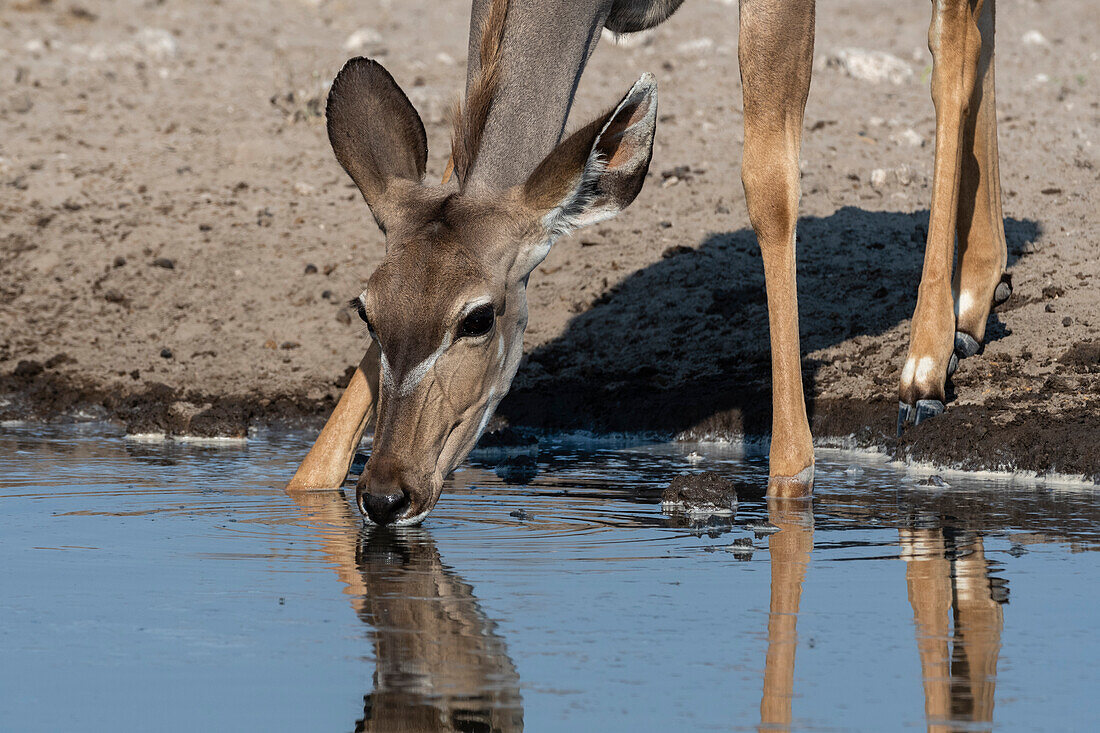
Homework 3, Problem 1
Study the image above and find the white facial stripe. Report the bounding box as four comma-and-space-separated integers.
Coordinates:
393, 333, 452, 397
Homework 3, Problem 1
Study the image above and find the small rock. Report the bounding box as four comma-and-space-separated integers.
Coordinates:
280, 341, 300, 350
263, 339, 278, 349
160, 347, 173, 359
152, 257, 175, 269
895, 164, 913, 186
686, 451, 703, 464
343, 27, 382, 52
844, 464, 865, 476
293, 181, 315, 196
743, 521, 781, 539
13, 360, 43, 378
870, 168, 888, 188
1021, 30, 1049, 46
661, 175, 680, 188
676, 38, 714, 54
658, 221, 673, 230
918, 474, 949, 488
113, 255, 127, 268
304, 263, 318, 274
723, 537, 755, 560
509, 509, 530, 520
135, 28, 178, 61
336, 310, 352, 325
1062, 317, 1072, 327
891, 128, 924, 147
819, 47, 914, 85
103, 289, 127, 304
662, 472, 738, 515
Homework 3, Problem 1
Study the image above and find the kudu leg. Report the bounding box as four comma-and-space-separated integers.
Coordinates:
287, 341, 380, 490
898, 0, 988, 430
739, 0, 816, 495
953, 0, 1008, 354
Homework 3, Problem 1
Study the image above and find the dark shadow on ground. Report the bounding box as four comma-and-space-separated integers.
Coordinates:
498, 207, 1038, 439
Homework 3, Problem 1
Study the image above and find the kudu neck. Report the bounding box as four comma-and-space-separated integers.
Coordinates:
462, 0, 612, 190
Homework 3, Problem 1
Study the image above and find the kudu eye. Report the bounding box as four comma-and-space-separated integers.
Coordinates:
458, 304, 495, 339
350, 298, 375, 336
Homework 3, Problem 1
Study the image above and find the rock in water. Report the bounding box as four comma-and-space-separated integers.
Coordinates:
661, 471, 737, 516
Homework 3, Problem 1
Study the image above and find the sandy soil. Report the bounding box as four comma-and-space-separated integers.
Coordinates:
1, 1, 1097, 479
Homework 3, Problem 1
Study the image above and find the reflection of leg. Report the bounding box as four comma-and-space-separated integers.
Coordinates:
287, 342, 380, 490
900, 528, 953, 730
759, 499, 814, 730
951, 536, 1002, 724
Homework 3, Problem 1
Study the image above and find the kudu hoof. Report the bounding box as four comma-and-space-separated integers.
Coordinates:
767, 464, 814, 498
993, 273, 1013, 307
954, 331, 981, 359
897, 399, 945, 436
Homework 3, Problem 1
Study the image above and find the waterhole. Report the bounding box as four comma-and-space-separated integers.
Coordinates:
1, 424, 1096, 731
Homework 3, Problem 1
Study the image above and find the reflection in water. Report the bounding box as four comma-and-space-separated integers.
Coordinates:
753, 499, 1008, 731
286, 487, 523, 732
901, 527, 1004, 732
759, 499, 814, 731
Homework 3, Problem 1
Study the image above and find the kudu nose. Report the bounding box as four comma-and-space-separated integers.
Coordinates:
358, 458, 413, 525
359, 490, 409, 525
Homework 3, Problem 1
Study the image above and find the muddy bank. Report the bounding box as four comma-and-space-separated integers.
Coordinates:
2, 1, 1098, 480
4, 360, 1098, 483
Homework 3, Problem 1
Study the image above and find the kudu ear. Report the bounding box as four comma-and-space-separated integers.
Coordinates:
522, 73, 657, 239
326, 58, 428, 230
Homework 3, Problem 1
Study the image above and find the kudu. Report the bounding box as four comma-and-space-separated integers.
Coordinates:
289, 0, 1011, 524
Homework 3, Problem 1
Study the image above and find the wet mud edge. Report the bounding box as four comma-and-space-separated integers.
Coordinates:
2, 366, 1098, 483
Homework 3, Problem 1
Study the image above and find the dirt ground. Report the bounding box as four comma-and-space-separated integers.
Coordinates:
1, 0, 1097, 480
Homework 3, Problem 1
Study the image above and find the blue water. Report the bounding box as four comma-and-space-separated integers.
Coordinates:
1, 424, 1097, 731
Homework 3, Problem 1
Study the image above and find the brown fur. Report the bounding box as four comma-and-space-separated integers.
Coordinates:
449, 0, 511, 187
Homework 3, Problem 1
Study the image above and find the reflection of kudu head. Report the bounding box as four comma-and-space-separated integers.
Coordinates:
326, 1, 657, 525
353, 528, 523, 732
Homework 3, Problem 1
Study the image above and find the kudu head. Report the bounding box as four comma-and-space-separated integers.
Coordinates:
326, 58, 657, 525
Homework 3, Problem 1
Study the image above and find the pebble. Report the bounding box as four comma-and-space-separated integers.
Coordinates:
303, 263, 318, 274
113, 255, 127, 268
819, 48, 914, 85
676, 38, 715, 54
918, 474, 949, 488
844, 464, 864, 476
160, 347, 173, 359
509, 509, 530, 520
1021, 30, 1049, 46
293, 182, 315, 196
870, 168, 888, 188
152, 257, 175, 269
891, 128, 924, 147
723, 537, 755, 560
343, 28, 382, 52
